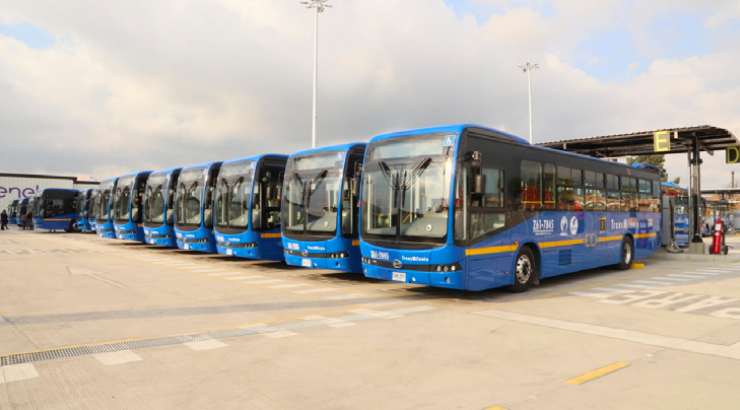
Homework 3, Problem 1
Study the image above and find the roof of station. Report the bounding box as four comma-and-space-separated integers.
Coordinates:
536, 125, 738, 157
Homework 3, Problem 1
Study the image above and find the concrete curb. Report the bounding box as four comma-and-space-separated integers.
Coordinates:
648, 249, 740, 263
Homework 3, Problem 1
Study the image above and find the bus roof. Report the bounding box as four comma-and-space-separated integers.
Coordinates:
369, 124, 660, 175
181, 161, 223, 171
149, 167, 182, 176
289, 142, 367, 159
37, 188, 79, 194
222, 154, 287, 165
369, 124, 528, 145
117, 170, 153, 179
100, 177, 119, 183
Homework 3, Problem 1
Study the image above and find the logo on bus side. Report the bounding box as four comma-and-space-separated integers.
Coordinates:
560, 216, 568, 236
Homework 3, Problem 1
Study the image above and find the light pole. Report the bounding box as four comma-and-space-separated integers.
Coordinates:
301, 0, 332, 148
518, 61, 539, 145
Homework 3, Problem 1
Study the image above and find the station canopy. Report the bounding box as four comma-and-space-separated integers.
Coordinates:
536, 125, 738, 157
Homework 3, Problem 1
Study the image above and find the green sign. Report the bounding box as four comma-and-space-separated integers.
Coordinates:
727, 146, 740, 164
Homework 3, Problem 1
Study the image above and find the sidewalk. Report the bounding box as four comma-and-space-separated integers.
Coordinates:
649, 232, 740, 263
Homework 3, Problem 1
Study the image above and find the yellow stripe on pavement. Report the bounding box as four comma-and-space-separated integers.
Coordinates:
567, 362, 629, 385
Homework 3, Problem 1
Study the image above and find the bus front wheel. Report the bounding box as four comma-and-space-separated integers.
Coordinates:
616, 237, 633, 270
507, 247, 536, 293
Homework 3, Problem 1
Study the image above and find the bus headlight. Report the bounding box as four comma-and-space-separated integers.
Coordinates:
431, 263, 462, 272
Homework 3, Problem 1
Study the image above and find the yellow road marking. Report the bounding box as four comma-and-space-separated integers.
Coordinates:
630, 262, 645, 269
567, 362, 629, 385
467, 262, 687, 312
0, 307, 358, 361
482, 406, 507, 410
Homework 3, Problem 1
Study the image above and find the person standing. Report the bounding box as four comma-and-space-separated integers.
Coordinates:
0, 210, 7, 230
27, 210, 33, 230
21, 213, 27, 230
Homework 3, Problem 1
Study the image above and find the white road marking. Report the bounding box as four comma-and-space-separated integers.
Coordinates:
93, 350, 143, 365
634, 280, 672, 285
249, 279, 285, 285
390, 306, 437, 315
0, 316, 5, 323
350, 308, 394, 318
615, 284, 655, 289
189, 268, 227, 273
208, 272, 245, 277
476, 310, 740, 360
0, 363, 39, 383
302, 315, 357, 328
650, 277, 690, 282
668, 274, 706, 279
591, 287, 631, 292
323, 293, 365, 301
225, 276, 260, 280
687, 271, 720, 276
184, 339, 228, 350
569, 291, 613, 299
263, 331, 298, 339
295, 288, 337, 294
271, 284, 311, 289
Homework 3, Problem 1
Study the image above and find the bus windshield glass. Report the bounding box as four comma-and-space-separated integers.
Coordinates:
76, 192, 85, 217
215, 160, 255, 229
96, 181, 113, 221
176, 167, 206, 227
283, 151, 343, 236
144, 172, 168, 225
362, 134, 454, 243
114, 176, 134, 223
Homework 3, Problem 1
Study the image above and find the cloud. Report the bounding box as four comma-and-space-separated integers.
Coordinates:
0, 0, 737, 190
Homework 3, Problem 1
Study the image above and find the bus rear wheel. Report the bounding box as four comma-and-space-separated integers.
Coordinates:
507, 247, 536, 293
616, 237, 633, 270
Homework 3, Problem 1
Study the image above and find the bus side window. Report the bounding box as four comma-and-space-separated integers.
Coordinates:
543, 164, 555, 210
520, 160, 542, 211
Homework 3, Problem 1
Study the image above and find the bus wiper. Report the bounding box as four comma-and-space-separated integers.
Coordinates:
399, 157, 432, 190
377, 161, 399, 190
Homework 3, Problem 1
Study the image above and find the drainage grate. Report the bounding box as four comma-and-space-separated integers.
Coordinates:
0, 305, 436, 367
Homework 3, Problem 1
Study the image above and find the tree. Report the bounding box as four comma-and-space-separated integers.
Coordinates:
673, 177, 681, 185
626, 154, 669, 182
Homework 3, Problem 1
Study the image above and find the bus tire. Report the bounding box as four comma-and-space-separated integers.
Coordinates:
616, 237, 633, 270
507, 247, 536, 293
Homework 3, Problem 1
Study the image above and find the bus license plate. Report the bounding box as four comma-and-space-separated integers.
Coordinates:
392, 272, 406, 282
302, 259, 312, 267
227, 249, 233, 256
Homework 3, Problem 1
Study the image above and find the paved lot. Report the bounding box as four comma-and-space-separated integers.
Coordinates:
2, 229, 740, 409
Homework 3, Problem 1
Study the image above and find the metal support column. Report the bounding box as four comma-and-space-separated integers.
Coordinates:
689, 134, 705, 254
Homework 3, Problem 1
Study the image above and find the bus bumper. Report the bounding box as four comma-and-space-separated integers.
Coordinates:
285, 254, 354, 272
362, 264, 466, 289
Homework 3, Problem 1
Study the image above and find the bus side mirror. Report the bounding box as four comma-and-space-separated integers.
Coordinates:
352, 177, 360, 196
473, 174, 486, 195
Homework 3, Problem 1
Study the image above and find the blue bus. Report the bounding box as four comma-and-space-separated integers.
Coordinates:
94, 178, 119, 239
174, 162, 222, 252
8, 199, 19, 225
113, 171, 152, 241
33, 188, 80, 231
76, 189, 95, 232
142, 168, 182, 247
87, 188, 98, 232
15, 198, 30, 227
359, 124, 662, 292
281, 143, 366, 272
214, 154, 288, 260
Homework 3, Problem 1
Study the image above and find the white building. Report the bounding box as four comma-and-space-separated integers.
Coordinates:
0, 172, 99, 213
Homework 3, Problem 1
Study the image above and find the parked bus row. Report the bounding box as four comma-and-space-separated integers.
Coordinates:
19, 124, 665, 292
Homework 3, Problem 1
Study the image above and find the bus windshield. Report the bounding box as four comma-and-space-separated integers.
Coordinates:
114, 176, 134, 223
215, 160, 255, 230
362, 134, 454, 244
144, 172, 168, 225
283, 151, 343, 236
76, 193, 85, 217
176, 167, 206, 227
97, 181, 114, 222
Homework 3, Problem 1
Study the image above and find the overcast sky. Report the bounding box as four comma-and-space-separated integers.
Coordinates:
1, 0, 739, 188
